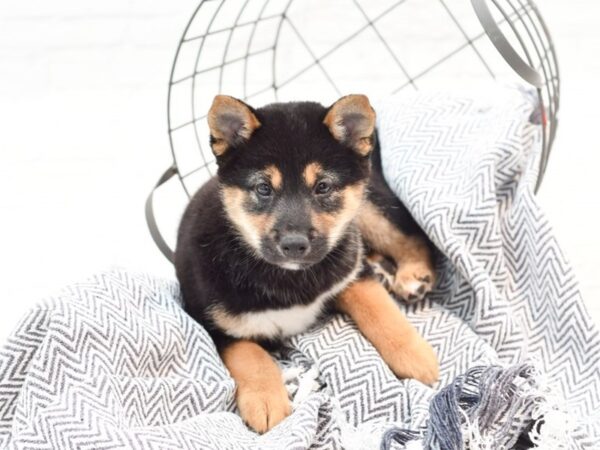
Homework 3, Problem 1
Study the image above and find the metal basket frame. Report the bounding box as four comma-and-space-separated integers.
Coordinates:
147, 0, 559, 262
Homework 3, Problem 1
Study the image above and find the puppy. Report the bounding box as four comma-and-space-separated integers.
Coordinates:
175, 94, 439, 434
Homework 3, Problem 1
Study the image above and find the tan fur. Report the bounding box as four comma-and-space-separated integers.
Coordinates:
323, 94, 376, 156
210, 306, 247, 338
208, 95, 261, 156
303, 162, 323, 188
221, 340, 291, 433
210, 136, 229, 157
336, 279, 439, 384
365, 252, 395, 289
221, 186, 276, 251
264, 165, 283, 190
310, 182, 366, 248
356, 201, 435, 301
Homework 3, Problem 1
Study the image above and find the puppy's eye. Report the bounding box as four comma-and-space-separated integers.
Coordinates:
256, 182, 272, 197
315, 180, 332, 195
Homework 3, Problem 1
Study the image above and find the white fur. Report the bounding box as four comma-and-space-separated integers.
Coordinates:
211, 246, 363, 340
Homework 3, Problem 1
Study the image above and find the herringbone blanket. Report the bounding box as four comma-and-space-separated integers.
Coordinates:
1, 88, 598, 449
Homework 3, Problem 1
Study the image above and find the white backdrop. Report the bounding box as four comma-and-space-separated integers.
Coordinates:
0, 0, 598, 341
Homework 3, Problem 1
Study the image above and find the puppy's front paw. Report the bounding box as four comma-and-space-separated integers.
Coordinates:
386, 333, 439, 385
237, 383, 292, 434
393, 261, 435, 303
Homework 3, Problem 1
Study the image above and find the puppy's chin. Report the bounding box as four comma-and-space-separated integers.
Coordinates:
277, 262, 308, 271
261, 255, 322, 271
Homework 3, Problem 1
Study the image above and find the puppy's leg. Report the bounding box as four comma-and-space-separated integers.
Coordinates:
390, 235, 435, 303
337, 278, 439, 384
221, 340, 291, 433
365, 252, 396, 291
357, 201, 435, 303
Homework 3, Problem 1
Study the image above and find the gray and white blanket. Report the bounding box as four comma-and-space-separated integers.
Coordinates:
1, 88, 599, 449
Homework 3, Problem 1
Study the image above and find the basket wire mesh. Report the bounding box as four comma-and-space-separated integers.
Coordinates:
147, 0, 559, 261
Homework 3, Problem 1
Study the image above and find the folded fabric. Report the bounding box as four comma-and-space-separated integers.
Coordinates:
1, 87, 598, 449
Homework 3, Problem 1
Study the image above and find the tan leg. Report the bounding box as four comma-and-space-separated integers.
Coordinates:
221, 340, 291, 433
357, 201, 435, 302
337, 278, 439, 385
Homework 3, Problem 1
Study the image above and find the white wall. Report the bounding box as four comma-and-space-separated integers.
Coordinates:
0, 0, 598, 341
0, 0, 194, 338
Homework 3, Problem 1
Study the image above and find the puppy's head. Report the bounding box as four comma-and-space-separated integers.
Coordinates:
208, 94, 375, 270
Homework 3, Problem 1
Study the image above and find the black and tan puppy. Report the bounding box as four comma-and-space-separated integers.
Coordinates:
175, 94, 438, 434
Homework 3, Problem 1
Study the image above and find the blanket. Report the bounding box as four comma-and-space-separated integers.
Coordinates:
1, 88, 598, 449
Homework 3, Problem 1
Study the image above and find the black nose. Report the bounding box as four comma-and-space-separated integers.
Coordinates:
279, 233, 310, 258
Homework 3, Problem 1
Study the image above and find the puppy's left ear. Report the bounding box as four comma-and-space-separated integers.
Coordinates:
207, 95, 261, 157
324, 94, 376, 156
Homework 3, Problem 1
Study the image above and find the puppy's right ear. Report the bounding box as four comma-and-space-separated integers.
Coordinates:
207, 95, 261, 156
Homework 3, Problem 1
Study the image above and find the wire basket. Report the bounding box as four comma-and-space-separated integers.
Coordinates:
147, 0, 559, 261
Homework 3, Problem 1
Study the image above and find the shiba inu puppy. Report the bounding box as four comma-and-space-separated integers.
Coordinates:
175, 94, 438, 433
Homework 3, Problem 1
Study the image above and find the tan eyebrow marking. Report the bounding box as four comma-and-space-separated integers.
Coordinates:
264, 165, 282, 190
303, 162, 323, 188
310, 182, 365, 248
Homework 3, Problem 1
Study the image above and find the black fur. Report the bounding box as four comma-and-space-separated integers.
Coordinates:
218, 102, 369, 188
175, 99, 428, 349
176, 177, 362, 348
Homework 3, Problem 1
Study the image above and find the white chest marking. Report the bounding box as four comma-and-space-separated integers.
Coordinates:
211, 248, 363, 340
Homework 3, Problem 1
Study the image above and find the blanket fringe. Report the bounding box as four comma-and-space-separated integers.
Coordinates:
526, 369, 571, 449
381, 362, 571, 450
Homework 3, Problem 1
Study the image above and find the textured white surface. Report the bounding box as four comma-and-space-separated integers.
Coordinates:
0, 0, 598, 341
